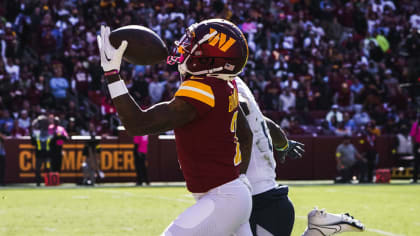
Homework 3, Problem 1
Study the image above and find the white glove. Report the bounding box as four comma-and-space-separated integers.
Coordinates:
239, 174, 252, 193
97, 25, 128, 72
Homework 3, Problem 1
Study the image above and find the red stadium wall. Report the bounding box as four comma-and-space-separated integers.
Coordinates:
3, 135, 396, 184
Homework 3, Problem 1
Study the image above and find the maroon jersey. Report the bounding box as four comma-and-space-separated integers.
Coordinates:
174, 76, 241, 193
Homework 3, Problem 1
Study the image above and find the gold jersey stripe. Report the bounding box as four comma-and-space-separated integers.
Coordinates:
180, 80, 214, 96
176, 89, 215, 107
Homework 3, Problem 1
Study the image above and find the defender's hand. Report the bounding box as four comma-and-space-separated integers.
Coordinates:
97, 25, 127, 72
276, 140, 305, 163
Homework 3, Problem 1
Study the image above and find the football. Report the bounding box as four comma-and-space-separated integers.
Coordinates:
109, 25, 168, 65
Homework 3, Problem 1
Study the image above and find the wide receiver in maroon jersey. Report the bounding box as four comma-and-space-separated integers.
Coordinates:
97, 19, 254, 235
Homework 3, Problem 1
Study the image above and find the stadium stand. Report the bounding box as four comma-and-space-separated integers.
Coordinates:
0, 0, 418, 138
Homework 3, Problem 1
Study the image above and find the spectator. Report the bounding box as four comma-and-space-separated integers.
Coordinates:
410, 114, 420, 183
263, 77, 281, 110
10, 119, 27, 137
66, 117, 80, 136
318, 120, 336, 136
4, 58, 19, 83
71, 62, 91, 99
48, 115, 69, 173
394, 125, 413, 166
148, 75, 165, 104
363, 121, 380, 182
81, 124, 104, 186
281, 72, 299, 90
350, 78, 364, 103
335, 122, 351, 137
39, 29, 57, 58
343, 112, 356, 135
335, 136, 368, 183
326, 104, 343, 123
410, 9, 420, 30
100, 97, 117, 118
286, 116, 306, 135
3, 22, 17, 58
133, 135, 150, 186
279, 88, 296, 113
333, 82, 353, 110
49, 66, 69, 108
295, 89, 309, 112
0, 110, 14, 134
17, 109, 30, 131
375, 31, 390, 53
353, 104, 370, 128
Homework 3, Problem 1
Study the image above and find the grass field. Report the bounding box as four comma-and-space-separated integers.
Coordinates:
0, 181, 419, 236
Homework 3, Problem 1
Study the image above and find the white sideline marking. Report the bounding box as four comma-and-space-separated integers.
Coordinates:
121, 227, 134, 231
367, 229, 406, 236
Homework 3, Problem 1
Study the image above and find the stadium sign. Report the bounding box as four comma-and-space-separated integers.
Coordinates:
4, 140, 137, 183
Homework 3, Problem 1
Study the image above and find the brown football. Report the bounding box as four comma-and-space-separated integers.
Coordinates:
109, 25, 168, 65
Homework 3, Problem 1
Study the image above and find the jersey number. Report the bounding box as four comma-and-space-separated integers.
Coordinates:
230, 111, 242, 166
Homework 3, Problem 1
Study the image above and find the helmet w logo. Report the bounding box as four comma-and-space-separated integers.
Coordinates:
208, 28, 236, 52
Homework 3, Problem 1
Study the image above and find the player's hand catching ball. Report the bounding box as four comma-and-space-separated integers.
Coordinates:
276, 140, 305, 163
97, 25, 128, 72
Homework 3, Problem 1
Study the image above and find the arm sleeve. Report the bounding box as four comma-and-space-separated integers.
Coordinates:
175, 80, 214, 117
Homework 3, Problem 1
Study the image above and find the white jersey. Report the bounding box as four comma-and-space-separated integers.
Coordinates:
235, 77, 277, 195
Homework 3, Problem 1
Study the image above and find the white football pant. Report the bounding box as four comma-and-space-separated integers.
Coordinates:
162, 178, 253, 236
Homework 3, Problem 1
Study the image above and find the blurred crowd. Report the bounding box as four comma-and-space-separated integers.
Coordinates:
0, 0, 419, 138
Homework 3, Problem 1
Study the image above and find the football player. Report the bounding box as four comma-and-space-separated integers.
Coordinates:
97, 20, 254, 235
235, 77, 365, 236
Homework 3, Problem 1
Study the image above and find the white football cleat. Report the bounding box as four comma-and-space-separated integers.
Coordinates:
302, 207, 365, 236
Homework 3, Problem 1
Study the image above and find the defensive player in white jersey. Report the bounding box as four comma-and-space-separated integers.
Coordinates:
235, 77, 365, 236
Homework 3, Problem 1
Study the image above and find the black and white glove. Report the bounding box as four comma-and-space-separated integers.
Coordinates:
276, 140, 305, 163
97, 25, 127, 73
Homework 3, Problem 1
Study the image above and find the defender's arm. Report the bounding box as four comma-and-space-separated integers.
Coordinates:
264, 116, 288, 149
264, 116, 305, 161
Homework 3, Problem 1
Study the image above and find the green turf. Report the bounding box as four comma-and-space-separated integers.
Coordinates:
0, 183, 419, 236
